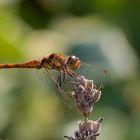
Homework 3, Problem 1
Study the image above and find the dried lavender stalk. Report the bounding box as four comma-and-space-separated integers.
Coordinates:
64, 75, 103, 140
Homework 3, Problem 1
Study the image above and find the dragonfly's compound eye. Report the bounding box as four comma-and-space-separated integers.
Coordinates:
67, 55, 81, 70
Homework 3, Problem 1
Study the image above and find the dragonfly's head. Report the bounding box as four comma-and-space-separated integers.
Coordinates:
66, 55, 81, 70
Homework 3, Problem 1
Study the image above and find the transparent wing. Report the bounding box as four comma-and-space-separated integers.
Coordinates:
36, 68, 74, 108
76, 62, 111, 87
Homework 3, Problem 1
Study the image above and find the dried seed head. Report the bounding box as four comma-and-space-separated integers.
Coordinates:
79, 118, 103, 135
76, 75, 87, 87
64, 118, 103, 140
72, 75, 102, 116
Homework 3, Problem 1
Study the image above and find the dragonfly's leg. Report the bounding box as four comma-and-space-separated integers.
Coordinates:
65, 66, 78, 77
62, 64, 76, 77
64, 136, 75, 140
63, 70, 76, 85
55, 78, 68, 98
56, 72, 70, 95
70, 70, 78, 76
93, 133, 100, 136
57, 74, 62, 87
63, 71, 70, 83
68, 71, 78, 78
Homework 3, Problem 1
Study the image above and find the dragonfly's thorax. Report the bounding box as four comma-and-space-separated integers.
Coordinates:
40, 54, 81, 73
40, 54, 65, 71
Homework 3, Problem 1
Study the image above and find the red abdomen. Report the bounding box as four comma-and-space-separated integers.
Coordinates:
0, 60, 41, 69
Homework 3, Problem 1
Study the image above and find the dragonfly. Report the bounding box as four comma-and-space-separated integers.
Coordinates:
0, 53, 110, 105
0, 53, 81, 86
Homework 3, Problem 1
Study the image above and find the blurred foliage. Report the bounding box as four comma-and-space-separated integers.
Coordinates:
0, 0, 140, 140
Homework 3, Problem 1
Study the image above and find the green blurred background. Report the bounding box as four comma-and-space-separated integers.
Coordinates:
0, 0, 140, 140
